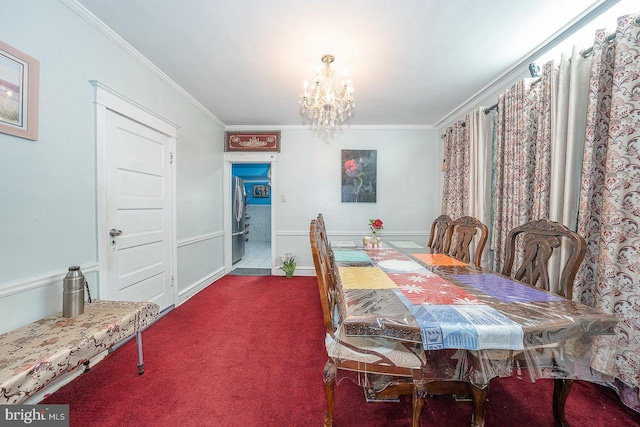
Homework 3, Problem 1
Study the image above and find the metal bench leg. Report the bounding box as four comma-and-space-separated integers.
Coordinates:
136, 331, 145, 375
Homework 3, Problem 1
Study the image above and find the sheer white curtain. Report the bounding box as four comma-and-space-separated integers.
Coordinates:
522, 49, 592, 289
468, 108, 493, 268
549, 47, 592, 228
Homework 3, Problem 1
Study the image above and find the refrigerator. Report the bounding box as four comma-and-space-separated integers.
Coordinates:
232, 176, 246, 263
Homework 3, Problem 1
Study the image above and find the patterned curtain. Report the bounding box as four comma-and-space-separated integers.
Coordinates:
531, 62, 553, 220
491, 78, 542, 272
574, 14, 640, 412
491, 62, 577, 277
441, 119, 469, 219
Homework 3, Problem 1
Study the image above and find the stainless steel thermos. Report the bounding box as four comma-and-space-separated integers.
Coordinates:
63, 266, 85, 317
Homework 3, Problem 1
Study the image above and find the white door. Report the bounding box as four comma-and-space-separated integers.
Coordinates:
103, 109, 174, 310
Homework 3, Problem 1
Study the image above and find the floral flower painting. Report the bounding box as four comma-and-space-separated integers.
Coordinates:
341, 149, 377, 203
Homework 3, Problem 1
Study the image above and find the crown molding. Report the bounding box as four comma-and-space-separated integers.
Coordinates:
59, 0, 225, 128
434, 0, 620, 128
224, 124, 435, 131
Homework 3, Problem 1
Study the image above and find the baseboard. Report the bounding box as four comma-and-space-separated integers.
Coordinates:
273, 266, 316, 277
178, 268, 225, 305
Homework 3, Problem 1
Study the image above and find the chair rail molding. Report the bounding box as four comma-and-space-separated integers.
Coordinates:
177, 231, 224, 248
0, 263, 99, 299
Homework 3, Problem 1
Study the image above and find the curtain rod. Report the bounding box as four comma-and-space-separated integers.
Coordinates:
483, 77, 541, 115
484, 104, 498, 115
581, 16, 640, 57
580, 33, 615, 57
441, 121, 467, 138
483, 15, 639, 116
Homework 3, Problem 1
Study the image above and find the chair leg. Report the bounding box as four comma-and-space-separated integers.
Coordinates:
323, 360, 337, 427
552, 378, 573, 427
469, 383, 488, 427
412, 382, 426, 427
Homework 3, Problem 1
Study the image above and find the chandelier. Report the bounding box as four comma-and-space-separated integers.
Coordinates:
299, 54, 355, 128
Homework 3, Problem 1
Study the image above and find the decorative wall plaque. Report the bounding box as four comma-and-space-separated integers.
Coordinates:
224, 131, 281, 152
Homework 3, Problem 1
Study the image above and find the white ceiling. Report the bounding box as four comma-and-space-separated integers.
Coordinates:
73, 0, 623, 127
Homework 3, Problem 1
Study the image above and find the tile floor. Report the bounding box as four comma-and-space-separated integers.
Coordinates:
232, 240, 271, 269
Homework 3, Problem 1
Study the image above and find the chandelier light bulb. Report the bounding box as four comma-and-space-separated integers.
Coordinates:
299, 54, 355, 129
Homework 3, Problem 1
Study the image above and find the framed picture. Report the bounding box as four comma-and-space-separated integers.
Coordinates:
253, 184, 270, 198
0, 41, 39, 140
341, 149, 377, 203
225, 131, 280, 152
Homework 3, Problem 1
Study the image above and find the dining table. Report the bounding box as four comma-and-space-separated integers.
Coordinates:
328, 239, 619, 427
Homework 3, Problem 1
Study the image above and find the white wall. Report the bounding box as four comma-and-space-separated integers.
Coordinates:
247, 205, 271, 242
0, 1, 443, 334
0, 0, 224, 333
271, 128, 441, 274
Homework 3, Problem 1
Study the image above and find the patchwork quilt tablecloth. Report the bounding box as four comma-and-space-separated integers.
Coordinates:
333, 240, 619, 386
337, 244, 524, 351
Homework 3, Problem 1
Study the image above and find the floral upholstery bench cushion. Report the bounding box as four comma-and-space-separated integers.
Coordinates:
0, 300, 159, 404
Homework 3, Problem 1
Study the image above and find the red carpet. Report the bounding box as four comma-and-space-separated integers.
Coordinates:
42, 275, 640, 426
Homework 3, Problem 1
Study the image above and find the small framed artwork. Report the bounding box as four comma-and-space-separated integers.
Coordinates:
341, 149, 377, 203
0, 40, 39, 140
225, 131, 280, 152
253, 184, 270, 198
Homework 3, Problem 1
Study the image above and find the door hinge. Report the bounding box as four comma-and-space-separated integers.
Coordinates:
171, 275, 175, 287
170, 152, 174, 164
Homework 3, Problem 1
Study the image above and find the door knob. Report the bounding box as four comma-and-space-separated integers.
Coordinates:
109, 228, 123, 237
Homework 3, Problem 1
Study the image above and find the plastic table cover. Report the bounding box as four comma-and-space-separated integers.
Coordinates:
330, 241, 618, 388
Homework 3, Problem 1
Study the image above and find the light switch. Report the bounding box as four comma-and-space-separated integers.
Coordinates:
281, 195, 286, 203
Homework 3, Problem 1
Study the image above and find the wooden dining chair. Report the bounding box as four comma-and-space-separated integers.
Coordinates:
444, 216, 489, 267
501, 218, 586, 299
428, 214, 453, 253
316, 213, 331, 252
310, 218, 426, 427
500, 218, 587, 426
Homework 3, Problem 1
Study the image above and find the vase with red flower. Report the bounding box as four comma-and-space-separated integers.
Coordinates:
368, 218, 383, 248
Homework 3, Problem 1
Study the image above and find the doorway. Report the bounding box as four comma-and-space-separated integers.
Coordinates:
231, 163, 271, 271
94, 82, 178, 311
223, 153, 277, 274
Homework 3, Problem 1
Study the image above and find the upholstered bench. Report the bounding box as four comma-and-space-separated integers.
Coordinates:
0, 300, 159, 404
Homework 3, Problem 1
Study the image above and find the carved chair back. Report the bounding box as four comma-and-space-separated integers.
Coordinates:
444, 216, 489, 267
501, 219, 586, 299
428, 214, 453, 253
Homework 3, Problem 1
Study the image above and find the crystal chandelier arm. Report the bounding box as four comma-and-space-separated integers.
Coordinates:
298, 54, 354, 128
